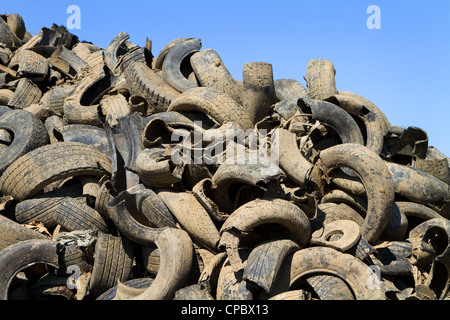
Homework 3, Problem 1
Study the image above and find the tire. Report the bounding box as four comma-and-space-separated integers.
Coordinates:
218, 198, 311, 272
5, 14, 26, 40
7, 78, 42, 109
315, 143, 395, 243
96, 278, 153, 300
168, 87, 254, 130
10, 49, 49, 81
386, 162, 450, 206
396, 201, 443, 221
242, 62, 278, 125
135, 147, 181, 188
100, 93, 131, 127
139, 189, 178, 229
158, 190, 220, 251
216, 249, 253, 300
13, 185, 81, 227
190, 48, 243, 104
0, 214, 49, 252
337, 91, 390, 136
104, 32, 130, 72
53, 196, 112, 233
0, 17, 22, 48
306, 274, 354, 300
106, 191, 193, 300
414, 146, 450, 185
0, 142, 112, 201
40, 85, 76, 117
298, 97, 365, 146
243, 239, 299, 294
162, 38, 201, 93
124, 61, 180, 113
275, 128, 314, 186
306, 59, 338, 100
0, 110, 49, 175
274, 79, 309, 101
154, 37, 194, 70
52, 46, 87, 75
57, 243, 92, 276
88, 232, 135, 298
55, 124, 111, 157
325, 93, 386, 155
0, 89, 14, 106
62, 63, 111, 126
210, 154, 284, 213
288, 247, 385, 300
0, 239, 59, 300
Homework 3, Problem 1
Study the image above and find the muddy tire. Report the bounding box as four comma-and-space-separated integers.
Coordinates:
0, 239, 59, 300
315, 143, 395, 243
53, 196, 112, 233
0, 214, 49, 252
0, 110, 49, 175
168, 87, 254, 130
88, 232, 135, 299
162, 38, 201, 92
0, 142, 112, 201
242, 62, 278, 125
124, 61, 180, 113
7, 78, 42, 109
306, 59, 338, 100
190, 48, 243, 104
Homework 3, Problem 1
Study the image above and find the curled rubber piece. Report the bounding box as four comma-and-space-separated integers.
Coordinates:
314, 143, 395, 243
162, 38, 201, 92
154, 37, 194, 70
275, 128, 313, 186
298, 97, 364, 146
311, 219, 361, 252
325, 93, 387, 155
386, 162, 450, 206
105, 188, 193, 300
168, 86, 254, 130
157, 190, 220, 251
104, 32, 130, 72
218, 198, 311, 271
243, 239, 300, 294
289, 246, 385, 300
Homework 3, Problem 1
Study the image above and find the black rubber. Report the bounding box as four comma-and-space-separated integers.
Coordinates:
0, 110, 49, 175
0, 239, 59, 300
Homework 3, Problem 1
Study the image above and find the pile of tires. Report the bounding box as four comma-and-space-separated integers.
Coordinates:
0, 13, 449, 301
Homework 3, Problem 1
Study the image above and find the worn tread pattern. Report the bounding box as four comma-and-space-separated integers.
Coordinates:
124, 61, 180, 113
53, 196, 111, 233
0, 142, 112, 201
168, 86, 254, 130
7, 78, 42, 109
306, 59, 338, 101
0, 110, 49, 175
190, 49, 243, 104
88, 232, 134, 298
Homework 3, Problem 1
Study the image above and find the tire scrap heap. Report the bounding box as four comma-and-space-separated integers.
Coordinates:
0, 13, 449, 301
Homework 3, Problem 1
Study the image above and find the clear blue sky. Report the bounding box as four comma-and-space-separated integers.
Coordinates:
3, 0, 450, 157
